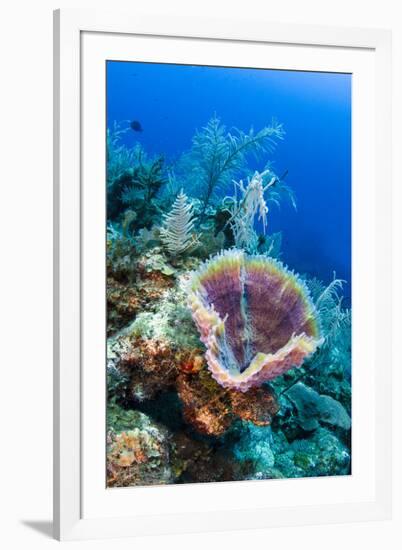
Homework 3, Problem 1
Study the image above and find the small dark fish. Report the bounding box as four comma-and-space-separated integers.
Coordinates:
130, 120, 143, 132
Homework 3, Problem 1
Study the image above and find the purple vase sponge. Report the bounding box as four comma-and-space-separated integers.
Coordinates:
186, 249, 322, 392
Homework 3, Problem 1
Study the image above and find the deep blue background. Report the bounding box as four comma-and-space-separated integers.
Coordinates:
107, 61, 351, 302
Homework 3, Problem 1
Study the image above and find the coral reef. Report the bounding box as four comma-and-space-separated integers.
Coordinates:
187, 249, 321, 391
105, 235, 351, 486
268, 427, 350, 479
105, 110, 352, 488
109, 330, 279, 437
230, 423, 350, 481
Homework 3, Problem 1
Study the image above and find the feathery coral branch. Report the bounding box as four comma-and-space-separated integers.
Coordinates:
177, 115, 285, 222
160, 190, 200, 256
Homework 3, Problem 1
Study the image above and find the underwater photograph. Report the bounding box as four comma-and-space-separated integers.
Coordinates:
106, 61, 352, 488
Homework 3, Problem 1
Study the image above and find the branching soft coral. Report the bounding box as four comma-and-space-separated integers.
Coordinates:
222, 168, 295, 253
308, 275, 351, 348
177, 115, 285, 220
107, 122, 136, 187
222, 170, 274, 252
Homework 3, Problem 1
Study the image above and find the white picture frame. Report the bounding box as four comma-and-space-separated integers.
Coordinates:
53, 8, 392, 541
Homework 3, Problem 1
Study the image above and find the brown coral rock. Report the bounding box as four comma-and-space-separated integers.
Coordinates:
135, 272, 174, 304
176, 370, 233, 436
171, 432, 212, 478
229, 386, 279, 426
112, 333, 279, 437
171, 432, 240, 483
120, 337, 180, 400
176, 368, 279, 436
107, 277, 141, 336
106, 262, 174, 336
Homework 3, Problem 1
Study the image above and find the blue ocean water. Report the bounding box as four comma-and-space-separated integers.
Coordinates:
107, 61, 351, 303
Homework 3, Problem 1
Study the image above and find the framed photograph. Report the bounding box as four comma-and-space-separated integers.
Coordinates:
53, 8, 392, 541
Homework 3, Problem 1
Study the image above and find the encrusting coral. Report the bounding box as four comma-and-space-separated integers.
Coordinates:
107, 277, 142, 336
119, 337, 180, 401
285, 382, 351, 431
106, 251, 175, 336
107, 407, 173, 487
186, 249, 322, 392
